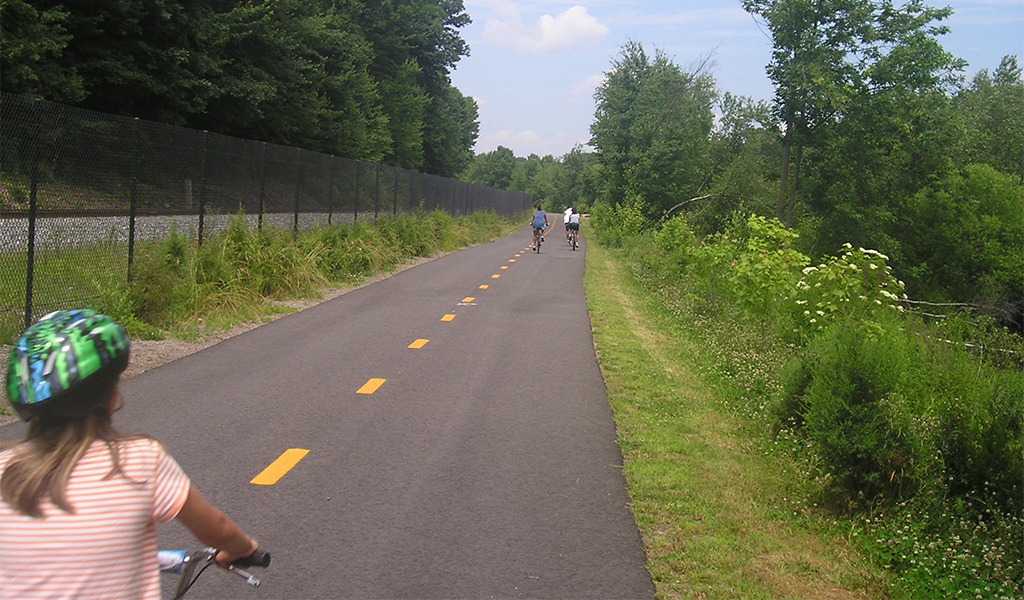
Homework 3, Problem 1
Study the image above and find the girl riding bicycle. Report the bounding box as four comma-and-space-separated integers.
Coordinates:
0, 309, 259, 600
531, 204, 549, 250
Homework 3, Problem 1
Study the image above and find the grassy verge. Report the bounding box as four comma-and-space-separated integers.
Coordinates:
1, 210, 526, 343
584, 238, 887, 599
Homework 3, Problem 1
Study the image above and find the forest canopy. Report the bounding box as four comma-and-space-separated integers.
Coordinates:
0, 0, 478, 177
462, 33, 1022, 331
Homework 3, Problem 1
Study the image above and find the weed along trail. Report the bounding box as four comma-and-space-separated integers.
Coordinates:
584, 241, 883, 599
1, 224, 653, 599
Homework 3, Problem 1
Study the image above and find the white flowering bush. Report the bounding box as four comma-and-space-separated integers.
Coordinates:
791, 243, 907, 340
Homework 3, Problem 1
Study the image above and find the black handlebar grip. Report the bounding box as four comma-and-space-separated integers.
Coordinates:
231, 547, 271, 568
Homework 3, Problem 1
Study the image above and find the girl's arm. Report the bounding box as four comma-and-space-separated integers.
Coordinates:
175, 485, 258, 566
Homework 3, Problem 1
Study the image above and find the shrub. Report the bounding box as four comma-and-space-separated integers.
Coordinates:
796, 318, 921, 508
590, 195, 649, 248
791, 244, 907, 342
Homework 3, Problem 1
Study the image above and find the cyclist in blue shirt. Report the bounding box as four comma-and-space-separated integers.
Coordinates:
531, 205, 548, 250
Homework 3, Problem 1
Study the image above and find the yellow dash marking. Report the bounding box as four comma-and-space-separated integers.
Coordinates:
251, 449, 309, 486
500, 266, 508, 270
357, 378, 386, 395
442, 314, 456, 322
479, 285, 489, 290
491, 274, 500, 279
408, 339, 429, 349
462, 297, 475, 303
515, 254, 521, 257
508, 259, 516, 263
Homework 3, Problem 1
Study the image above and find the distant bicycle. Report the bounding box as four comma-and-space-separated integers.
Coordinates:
159, 546, 270, 599
568, 227, 578, 251
534, 227, 545, 253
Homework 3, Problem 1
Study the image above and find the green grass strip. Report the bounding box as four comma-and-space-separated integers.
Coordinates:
584, 239, 886, 600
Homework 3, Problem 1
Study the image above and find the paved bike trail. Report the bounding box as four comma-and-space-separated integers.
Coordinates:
3, 224, 654, 599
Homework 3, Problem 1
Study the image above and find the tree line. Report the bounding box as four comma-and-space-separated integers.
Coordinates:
462, 1, 1023, 331
1, 0, 478, 178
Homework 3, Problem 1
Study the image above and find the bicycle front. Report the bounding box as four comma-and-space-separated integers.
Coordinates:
159, 546, 270, 599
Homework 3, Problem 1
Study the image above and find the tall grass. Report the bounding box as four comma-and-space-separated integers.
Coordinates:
2, 209, 524, 342
592, 206, 1023, 599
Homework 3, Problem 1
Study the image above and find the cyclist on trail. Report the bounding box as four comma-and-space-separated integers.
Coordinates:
563, 206, 573, 241
531, 204, 549, 249
0, 309, 260, 600
567, 207, 581, 242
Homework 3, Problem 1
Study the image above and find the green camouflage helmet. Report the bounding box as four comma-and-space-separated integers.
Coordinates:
6, 309, 130, 415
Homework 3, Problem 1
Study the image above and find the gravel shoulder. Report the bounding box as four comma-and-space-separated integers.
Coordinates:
0, 255, 441, 427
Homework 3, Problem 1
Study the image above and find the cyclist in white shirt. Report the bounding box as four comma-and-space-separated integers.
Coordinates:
563, 206, 573, 241
567, 208, 581, 242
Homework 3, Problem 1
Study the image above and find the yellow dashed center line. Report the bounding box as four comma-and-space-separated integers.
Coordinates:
492, 274, 500, 279
357, 378, 386, 394
251, 449, 309, 486
408, 339, 429, 349
514, 254, 521, 257
462, 297, 475, 303
500, 266, 508, 270
508, 259, 516, 263
479, 285, 489, 290
442, 313, 456, 322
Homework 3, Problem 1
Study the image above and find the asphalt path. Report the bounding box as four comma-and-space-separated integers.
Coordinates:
2, 222, 654, 599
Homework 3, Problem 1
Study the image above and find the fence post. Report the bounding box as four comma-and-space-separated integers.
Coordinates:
354, 162, 360, 222
258, 142, 267, 231
374, 164, 380, 219
23, 98, 43, 328
198, 130, 208, 247
392, 166, 398, 216
328, 155, 335, 226
294, 159, 302, 237
127, 117, 140, 284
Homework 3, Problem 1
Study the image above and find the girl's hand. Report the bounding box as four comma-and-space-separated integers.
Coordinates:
215, 537, 259, 568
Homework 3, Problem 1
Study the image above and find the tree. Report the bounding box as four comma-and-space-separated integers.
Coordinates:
591, 42, 717, 221
698, 93, 779, 236
0, 0, 82, 102
379, 59, 428, 170
2, 0, 221, 123
955, 55, 1024, 184
558, 145, 600, 210
419, 83, 478, 177
741, 0, 959, 228
352, 0, 473, 171
193, 0, 389, 161
901, 164, 1024, 316
461, 146, 516, 189
1, 0, 478, 169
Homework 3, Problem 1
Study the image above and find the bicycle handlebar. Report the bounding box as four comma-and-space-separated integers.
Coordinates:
159, 546, 270, 598
233, 547, 271, 569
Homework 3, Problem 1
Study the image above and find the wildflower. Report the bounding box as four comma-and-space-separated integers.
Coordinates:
802, 266, 818, 275
869, 263, 878, 270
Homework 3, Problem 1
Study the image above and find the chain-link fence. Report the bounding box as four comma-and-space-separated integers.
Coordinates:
0, 93, 532, 338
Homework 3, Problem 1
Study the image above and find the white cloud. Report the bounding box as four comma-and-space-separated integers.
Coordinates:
567, 73, 605, 104
477, 128, 583, 158
483, 5, 610, 55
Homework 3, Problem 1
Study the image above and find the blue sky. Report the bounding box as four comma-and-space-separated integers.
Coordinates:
449, 0, 1024, 159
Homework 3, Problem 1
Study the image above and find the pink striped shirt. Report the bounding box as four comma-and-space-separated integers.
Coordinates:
0, 438, 190, 600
